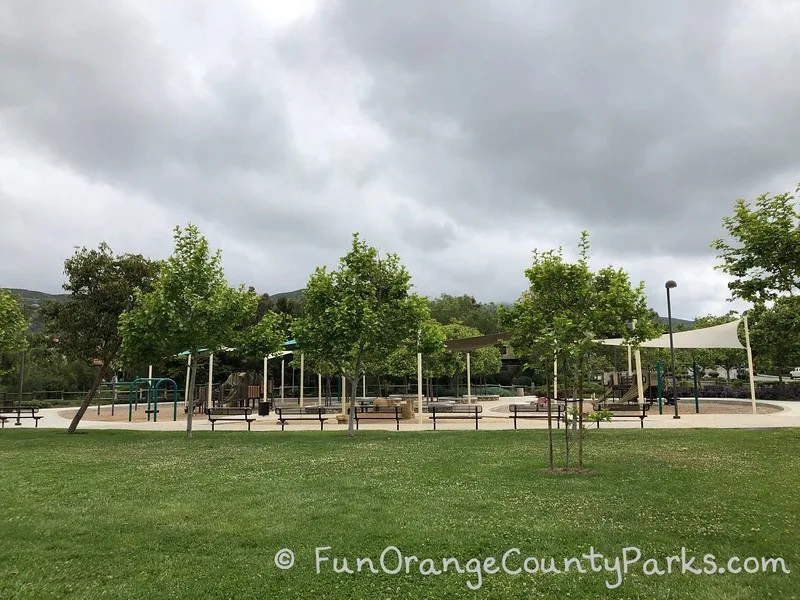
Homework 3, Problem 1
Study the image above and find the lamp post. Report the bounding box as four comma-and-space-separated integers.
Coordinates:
665, 281, 679, 419
16, 303, 39, 425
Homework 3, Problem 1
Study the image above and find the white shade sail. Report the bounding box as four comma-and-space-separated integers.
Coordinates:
599, 319, 744, 349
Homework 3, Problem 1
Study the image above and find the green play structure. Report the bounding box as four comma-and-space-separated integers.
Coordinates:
127, 378, 179, 422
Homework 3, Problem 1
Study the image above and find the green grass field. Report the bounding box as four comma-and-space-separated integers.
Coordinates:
1, 428, 798, 599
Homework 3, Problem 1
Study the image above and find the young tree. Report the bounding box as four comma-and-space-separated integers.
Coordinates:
712, 185, 800, 302
502, 232, 658, 471
293, 233, 428, 436
0, 290, 28, 359
119, 225, 257, 438
41, 244, 160, 434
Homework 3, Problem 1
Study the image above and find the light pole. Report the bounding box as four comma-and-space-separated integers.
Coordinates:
665, 281, 679, 419
16, 303, 39, 425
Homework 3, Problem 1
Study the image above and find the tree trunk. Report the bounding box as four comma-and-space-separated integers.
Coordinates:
547, 397, 554, 471
347, 347, 365, 437
186, 356, 199, 439
577, 353, 585, 470
66, 357, 113, 434
545, 360, 552, 398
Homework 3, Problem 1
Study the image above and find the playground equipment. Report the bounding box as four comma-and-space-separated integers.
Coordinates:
127, 378, 179, 422
656, 361, 701, 415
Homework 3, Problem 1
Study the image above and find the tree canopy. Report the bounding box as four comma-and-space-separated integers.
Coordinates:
712, 185, 800, 302
748, 297, 800, 380
293, 233, 428, 436
0, 289, 28, 357
120, 224, 257, 438
428, 294, 501, 334
41, 243, 160, 433
501, 232, 658, 470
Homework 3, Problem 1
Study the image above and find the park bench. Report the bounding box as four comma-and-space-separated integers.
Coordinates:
508, 402, 563, 429
427, 404, 482, 431
205, 407, 255, 431
592, 402, 651, 428
275, 406, 328, 431
354, 404, 403, 431
0, 406, 43, 428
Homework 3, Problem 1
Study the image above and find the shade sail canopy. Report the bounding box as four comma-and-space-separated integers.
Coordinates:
443, 332, 509, 352
599, 319, 744, 349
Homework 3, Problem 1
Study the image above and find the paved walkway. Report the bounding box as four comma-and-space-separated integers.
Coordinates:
6, 396, 800, 433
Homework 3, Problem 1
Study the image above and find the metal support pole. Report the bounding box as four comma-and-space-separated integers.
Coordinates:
417, 352, 423, 417
263, 356, 268, 404
184, 354, 191, 411
207, 353, 214, 410
16, 350, 25, 425
299, 353, 304, 409
466, 352, 472, 404
693, 361, 700, 413
744, 315, 757, 415
666, 282, 680, 419
656, 361, 663, 415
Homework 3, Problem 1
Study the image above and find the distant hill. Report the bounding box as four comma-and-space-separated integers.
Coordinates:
4, 288, 696, 329
3, 288, 70, 308
655, 315, 694, 328
1, 288, 70, 333
270, 289, 304, 301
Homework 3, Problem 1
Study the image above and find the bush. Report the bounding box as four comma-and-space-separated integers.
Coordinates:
479, 386, 516, 397
511, 376, 532, 387
587, 409, 613, 424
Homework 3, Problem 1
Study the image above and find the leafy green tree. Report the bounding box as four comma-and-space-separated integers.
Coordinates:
428, 294, 501, 334
502, 232, 658, 471
293, 233, 428, 436
748, 297, 800, 392
712, 185, 800, 302
120, 225, 257, 438
471, 344, 502, 381
275, 296, 305, 320
0, 290, 28, 371
381, 318, 444, 377
235, 310, 287, 362
41, 244, 160, 434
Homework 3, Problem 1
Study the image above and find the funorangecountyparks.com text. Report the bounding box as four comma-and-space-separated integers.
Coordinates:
272, 545, 791, 591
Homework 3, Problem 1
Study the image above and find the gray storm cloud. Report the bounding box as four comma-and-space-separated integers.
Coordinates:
1, 0, 797, 318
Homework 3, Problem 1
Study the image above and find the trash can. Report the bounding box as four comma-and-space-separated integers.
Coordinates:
258, 400, 271, 416
515, 387, 525, 396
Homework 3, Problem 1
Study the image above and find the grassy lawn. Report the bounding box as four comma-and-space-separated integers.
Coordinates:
0, 428, 798, 599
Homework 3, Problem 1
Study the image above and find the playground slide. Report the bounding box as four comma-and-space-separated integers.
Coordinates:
618, 383, 640, 403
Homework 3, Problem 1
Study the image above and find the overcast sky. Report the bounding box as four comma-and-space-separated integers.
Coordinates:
2, 1, 798, 319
